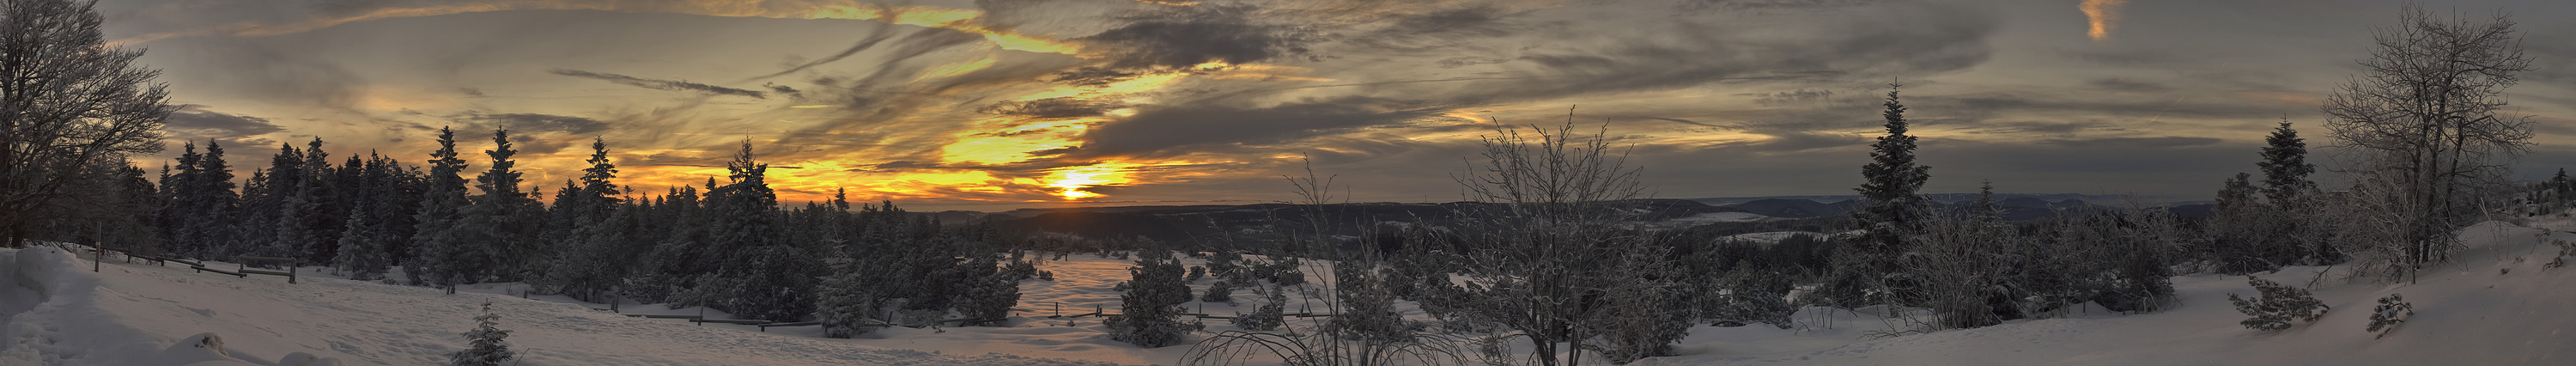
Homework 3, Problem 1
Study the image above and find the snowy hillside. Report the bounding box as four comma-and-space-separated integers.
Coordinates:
0, 245, 1111, 366
9, 219, 2576, 365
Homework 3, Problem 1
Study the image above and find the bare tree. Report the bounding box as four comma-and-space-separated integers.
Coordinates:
0, 0, 173, 247
1441, 112, 1684, 366
2321, 3, 2533, 283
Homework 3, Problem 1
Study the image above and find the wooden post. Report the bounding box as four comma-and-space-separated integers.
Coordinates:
93, 241, 102, 272
289, 258, 299, 284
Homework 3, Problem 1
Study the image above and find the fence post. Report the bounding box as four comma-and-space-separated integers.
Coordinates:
289, 258, 299, 284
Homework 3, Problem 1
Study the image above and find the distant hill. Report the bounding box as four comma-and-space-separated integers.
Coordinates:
944, 194, 2208, 245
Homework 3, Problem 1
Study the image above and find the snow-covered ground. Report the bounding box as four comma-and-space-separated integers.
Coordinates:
8, 219, 2576, 365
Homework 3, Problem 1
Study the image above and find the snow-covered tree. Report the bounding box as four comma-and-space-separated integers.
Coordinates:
2323, 5, 2533, 283
449, 302, 516, 366
2228, 276, 2328, 332
0, 0, 175, 248
1827, 82, 1931, 308
1106, 249, 1196, 347
410, 127, 476, 292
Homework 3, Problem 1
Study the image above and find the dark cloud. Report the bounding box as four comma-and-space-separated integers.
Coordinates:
165, 105, 289, 137
2087, 77, 2170, 93
1686, 0, 1891, 12
1745, 89, 1841, 107
458, 113, 611, 136
1455, 3, 1995, 103
1077, 4, 1314, 70
1070, 96, 1457, 159
744, 21, 900, 81
550, 69, 767, 98
2040, 137, 2225, 149
979, 97, 1125, 119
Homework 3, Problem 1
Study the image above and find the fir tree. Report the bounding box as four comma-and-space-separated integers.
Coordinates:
1832, 82, 1930, 308
2257, 120, 2315, 206
449, 302, 516, 366
1105, 250, 1198, 347
411, 127, 475, 292
463, 130, 538, 282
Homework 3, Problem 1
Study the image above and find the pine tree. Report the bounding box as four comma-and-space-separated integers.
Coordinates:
449, 302, 516, 366
2212, 173, 2269, 274
411, 127, 475, 291
461, 130, 538, 282
699, 139, 812, 321
2257, 120, 2315, 206
1105, 250, 1197, 347
1833, 82, 1930, 308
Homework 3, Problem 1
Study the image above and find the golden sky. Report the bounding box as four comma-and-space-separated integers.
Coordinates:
110, 0, 2576, 210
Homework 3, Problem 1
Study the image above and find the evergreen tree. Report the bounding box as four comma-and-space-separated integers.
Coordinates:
449, 302, 516, 366
2256, 120, 2315, 205
2211, 173, 2269, 274
699, 139, 813, 321
411, 127, 476, 291
1832, 82, 1930, 308
1105, 250, 1197, 347
165, 140, 239, 258
462, 130, 539, 282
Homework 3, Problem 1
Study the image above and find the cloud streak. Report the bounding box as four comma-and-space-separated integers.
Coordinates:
550, 69, 769, 98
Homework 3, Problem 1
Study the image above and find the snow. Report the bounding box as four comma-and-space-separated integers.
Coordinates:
1642, 220, 2576, 365
0, 245, 1112, 366
9, 219, 2576, 365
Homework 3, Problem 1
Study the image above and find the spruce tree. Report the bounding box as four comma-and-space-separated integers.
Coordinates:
2256, 120, 2315, 206
462, 130, 538, 282
1833, 82, 1930, 308
701, 139, 812, 321
449, 302, 516, 366
1105, 250, 1197, 347
411, 127, 475, 291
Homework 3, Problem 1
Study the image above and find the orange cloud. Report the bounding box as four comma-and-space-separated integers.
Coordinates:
2081, 0, 2129, 41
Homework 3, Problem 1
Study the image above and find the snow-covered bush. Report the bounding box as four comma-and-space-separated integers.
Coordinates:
2227, 276, 2330, 332
1325, 260, 1411, 342
449, 302, 515, 366
1005, 259, 1038, 280
954, 269, 1019, 326
1207, 250, 1245, 279
2367, 293, 2412, 339
813, 256, 888, 338
1200, 279, 1234, 303
1037, 270, 1056, 281
1232, 284, 1286, 332
1105, 250, 1200, 347
1188, 265, 1206, 282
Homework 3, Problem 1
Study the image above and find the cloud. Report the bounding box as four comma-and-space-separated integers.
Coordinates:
550, 69, 768, 98
1076, 4, 1313, 70
979, 97, 1126, 119
165, 105, 290, 137
2082, 0, 2129, 41
2040, 137, 2223, 149
1069, 96, 1458, 159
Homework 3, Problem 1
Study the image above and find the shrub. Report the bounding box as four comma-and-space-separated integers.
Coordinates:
1201, 280, 1235, 303
1188, 265, 1207, 282
1105, 250, 1200, 347
450, 302, 515, 366
2366, 293, 2412, 339
1232, 284, 1287, 331
2227, 276, 2329, 332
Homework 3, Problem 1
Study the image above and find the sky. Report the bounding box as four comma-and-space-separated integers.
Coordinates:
98, 0, 2576, 211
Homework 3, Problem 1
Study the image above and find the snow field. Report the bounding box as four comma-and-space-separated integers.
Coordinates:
8, 219, 2576, 365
